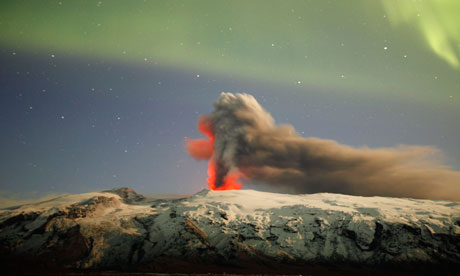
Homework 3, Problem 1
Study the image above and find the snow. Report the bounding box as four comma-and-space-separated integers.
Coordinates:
187, 189, 459, 223
2, 192, 117, 211
1, 188, 459, 269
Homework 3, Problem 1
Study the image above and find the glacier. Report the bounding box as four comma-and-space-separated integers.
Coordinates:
0, 188, 459, 274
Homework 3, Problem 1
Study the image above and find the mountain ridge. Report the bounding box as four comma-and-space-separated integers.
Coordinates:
1, 188, 459, 274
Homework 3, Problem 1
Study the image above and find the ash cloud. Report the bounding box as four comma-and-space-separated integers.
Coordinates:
190, 92, 460, 201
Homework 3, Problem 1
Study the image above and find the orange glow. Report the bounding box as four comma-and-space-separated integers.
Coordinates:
186, 115, 242, 190
206, 159, 242, 190
197, 115, 214, 139
185, 138, 213, 160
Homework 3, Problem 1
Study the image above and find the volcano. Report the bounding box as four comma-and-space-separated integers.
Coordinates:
186, 115, 242, 191
1, 188, 459, 275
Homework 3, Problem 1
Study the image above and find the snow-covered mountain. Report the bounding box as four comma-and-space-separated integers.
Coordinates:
1, 188, 459, 274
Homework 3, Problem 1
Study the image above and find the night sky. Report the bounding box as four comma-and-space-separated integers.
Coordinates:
1, 0, 459, 199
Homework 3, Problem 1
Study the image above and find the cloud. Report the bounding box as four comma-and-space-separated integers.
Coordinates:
191, 92, 460, 201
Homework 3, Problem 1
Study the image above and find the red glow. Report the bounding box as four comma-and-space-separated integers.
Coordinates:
185, 115, 242, 190
197, 115, 214, 139
206, 159, 242, 190
185, 138, 213, 160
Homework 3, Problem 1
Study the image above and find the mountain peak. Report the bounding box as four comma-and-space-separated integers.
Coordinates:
104, 187, 145, 202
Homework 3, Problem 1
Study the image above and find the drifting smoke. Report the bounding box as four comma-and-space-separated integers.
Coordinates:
186, 93, 460, 201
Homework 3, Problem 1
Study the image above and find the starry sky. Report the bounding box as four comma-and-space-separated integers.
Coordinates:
1, 0, 459, 199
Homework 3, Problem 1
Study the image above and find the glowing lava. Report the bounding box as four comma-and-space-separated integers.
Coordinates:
186, 116, 242, 190
206, 159, 242, 190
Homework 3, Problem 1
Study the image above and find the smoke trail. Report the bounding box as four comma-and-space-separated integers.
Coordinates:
187, 92, 460, 201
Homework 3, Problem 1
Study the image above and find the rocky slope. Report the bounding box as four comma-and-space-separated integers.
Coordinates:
1, 188, 459, 274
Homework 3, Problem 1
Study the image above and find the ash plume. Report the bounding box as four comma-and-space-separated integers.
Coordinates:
187, 92, 460, 201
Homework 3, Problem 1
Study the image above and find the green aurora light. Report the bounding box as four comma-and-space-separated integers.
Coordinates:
1, 0, 459, 106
